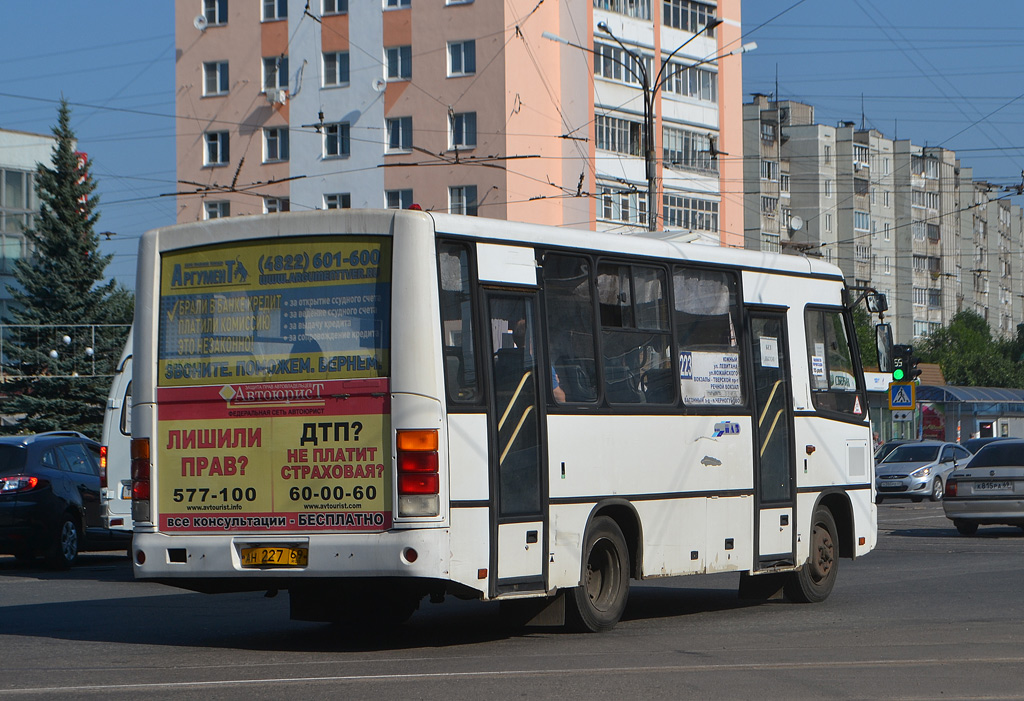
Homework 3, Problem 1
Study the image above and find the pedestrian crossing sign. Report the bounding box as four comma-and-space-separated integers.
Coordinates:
888, 382, 915, 410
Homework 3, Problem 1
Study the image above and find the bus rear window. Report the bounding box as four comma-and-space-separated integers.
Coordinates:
157, 236, 391, 386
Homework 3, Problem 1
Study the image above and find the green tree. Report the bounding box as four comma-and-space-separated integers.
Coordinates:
852, 306, 878, 371
917, 311, 1023, 388
1, 99, 132, 438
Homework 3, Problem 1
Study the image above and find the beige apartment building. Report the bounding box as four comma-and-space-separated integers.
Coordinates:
174, 0, 744, 244
743, 95, 1023, 343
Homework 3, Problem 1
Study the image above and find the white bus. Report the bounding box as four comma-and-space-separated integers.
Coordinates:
130, 210, 876, 631
100, 329, 133, 534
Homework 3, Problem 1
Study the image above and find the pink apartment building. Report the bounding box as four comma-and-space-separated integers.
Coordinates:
175, 0, 743, 245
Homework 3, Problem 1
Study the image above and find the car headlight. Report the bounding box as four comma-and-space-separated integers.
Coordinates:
910, 466, 932, 478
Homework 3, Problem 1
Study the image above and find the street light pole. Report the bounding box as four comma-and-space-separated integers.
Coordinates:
546, 21, 753, 233
596, 19, 722, 231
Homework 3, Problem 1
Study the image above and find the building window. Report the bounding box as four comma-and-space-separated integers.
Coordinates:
324, 122, 350, 158
265, 197, 290, 213
761, 196, 778, 216
884, 256, 891, 274
448, 40, 476, 76
854, 211, 870, 231
824, 213, 832, 232
594, 0, 652, 20
759, 159, 779, 181
204, 0, 227, 25
596, 114, 643, 156
927, 223, 940, 242
203, 61, 229, 96
323, 52, 350, 86
884, 190, 890, 207
855, 244, 869, 262
263, 55, 288, 91
324, 193, 351, 209
926, 191, 940, 210
884, 222, 891, 240
912, 221, 926, 241
323, 0, 347, 14
599, 185, 647, 226
386, 45, 412, 80
853, 144, 869, 165
449, 186, 478, 216
824, 179, 832, 197
661, 63, 718, 103
663, 0, 717, 34
386, 189, 413, 209
386, 0, 411, 6
823, 145, 831, 164
760, 233, 781, 253
780, 174, 790, 193
263, 127, 289, 162
386, 116, 412, 152
262, 0, 287, 20
447, 0, 473, 4
594, 43, 652, 87
204, 131, 229, 166
205, 201, 230, 219
854, 178, 869, 196
450, 111, 477, 149
663, 126, 715, 173
663, 194, 718, 231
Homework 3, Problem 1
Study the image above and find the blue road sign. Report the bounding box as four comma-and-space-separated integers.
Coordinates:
889, 382, 915, 410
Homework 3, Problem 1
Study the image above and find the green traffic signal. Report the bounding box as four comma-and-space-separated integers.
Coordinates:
893, 367, 905, 381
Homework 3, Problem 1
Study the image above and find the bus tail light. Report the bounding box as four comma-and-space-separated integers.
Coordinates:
397, 429, 439, 517
100, 445, 108, 488
131, 438, 151, 523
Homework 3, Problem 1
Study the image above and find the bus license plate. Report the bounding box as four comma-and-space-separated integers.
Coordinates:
975, 481, 1013, 493
240, 546, 308, 567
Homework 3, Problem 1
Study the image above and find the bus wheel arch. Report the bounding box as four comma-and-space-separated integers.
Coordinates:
815, 491, 854, 559
563, 501, 641, 632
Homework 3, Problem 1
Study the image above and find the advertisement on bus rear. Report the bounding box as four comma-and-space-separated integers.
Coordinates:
155, 236, 392, 533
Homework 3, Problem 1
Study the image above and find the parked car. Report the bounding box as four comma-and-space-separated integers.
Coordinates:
874, 439, 914, 464
0, 432, 130, 568
943, 439, 1024, 535
875, 441, 973, 503
960, 436, 1011, 455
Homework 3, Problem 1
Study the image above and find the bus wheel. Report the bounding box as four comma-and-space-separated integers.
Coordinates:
784, 507, 838, 604
567, 516, 629, 632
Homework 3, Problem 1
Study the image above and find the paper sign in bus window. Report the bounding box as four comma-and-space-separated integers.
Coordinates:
759, 337, 779, 368
679, 351, 742, 405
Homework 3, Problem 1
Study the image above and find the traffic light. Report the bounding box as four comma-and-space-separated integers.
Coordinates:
891, 344, 922, 382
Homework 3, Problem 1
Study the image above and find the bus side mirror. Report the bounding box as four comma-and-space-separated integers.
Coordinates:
866, 292, 888, 314
876, 323, 893, 373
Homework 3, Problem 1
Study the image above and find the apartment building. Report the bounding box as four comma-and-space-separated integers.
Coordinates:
174, 0, 744, 242
0, 128, 57, 320
743, 95, 1024, 343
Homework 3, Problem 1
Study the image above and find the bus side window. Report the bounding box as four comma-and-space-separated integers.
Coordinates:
542, 254, 598, 403
597, 262, 673, 405
804, 307, 862, 415
438, 242, 480, 403
673, 267, 745, 407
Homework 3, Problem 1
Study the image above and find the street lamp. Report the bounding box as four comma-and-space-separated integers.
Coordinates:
544, 22, 755, 231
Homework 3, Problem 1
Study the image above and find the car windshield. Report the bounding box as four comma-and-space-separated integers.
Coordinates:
0, 445, 28, 474
884, 445, 940, 463
967, 444, 1024, 468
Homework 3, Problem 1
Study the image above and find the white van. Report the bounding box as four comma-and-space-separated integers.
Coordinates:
100, 330, 132, 532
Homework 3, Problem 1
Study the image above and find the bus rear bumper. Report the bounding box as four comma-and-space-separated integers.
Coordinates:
132, 528, 459, 589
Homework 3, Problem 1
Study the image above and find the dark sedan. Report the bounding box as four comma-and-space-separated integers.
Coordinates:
944, 439, 1024, 536
0, 431, 128, 567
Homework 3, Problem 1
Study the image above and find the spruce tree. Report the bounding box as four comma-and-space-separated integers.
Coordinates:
1, 99, 132, 437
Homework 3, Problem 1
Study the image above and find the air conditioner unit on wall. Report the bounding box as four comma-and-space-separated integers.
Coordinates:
267, 89, 287, 105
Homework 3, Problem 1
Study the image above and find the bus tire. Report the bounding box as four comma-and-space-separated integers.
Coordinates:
784, 507, 838, 604
567, 516, 629, 633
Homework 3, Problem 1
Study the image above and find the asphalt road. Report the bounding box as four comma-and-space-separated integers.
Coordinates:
2, 501, 1022, 700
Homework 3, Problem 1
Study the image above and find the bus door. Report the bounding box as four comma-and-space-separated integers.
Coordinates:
484, 291, 547, 594
749, 310, 797, 569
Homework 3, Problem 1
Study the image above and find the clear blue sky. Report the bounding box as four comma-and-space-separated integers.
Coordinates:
1, 2, 1020, 289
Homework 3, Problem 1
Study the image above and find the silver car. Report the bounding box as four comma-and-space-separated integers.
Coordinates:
943, 439, 1024, 535
875, 441, 972, 503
